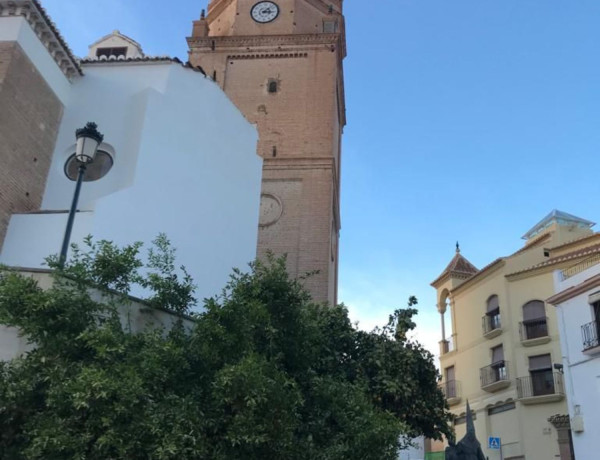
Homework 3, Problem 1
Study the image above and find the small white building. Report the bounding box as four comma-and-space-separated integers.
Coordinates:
547, 258, 600, 460
0, 15, 262, 302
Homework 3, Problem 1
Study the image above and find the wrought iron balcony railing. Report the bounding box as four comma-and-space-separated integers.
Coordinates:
517, 371, 564, 399
581, 320, 600, 351
519, 317, 548, 341
439, 380, 461, 400
482, 314, 501, 335
480, 360, 509, 388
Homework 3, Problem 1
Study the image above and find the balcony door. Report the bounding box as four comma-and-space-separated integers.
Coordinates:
491, 345, 506, 381
529, 354, 554, 396
445, 366, 456, 398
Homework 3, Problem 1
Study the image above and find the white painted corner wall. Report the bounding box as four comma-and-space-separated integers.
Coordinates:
1, 60, 262, 303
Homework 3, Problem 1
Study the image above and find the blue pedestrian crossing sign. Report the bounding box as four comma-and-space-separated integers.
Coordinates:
488, 437, 501, 450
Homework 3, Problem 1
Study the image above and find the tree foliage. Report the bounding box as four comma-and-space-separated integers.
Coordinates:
0, 238, 453, 459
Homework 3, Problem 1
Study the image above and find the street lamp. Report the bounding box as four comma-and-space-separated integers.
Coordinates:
58, 122, 104, 268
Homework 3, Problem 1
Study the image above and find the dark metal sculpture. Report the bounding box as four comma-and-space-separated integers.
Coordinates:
445, 401, 486, 460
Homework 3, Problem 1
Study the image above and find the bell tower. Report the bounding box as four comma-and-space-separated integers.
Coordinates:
188, 0, 346, 304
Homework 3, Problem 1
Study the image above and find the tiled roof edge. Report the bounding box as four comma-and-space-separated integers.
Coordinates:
0, 0, 82, 79
80, 56, 207, 75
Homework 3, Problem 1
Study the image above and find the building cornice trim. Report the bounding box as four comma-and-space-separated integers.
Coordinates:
0, 0, 82, 79
546, 273, 600, 305
506, 243, 600, 279
187, 33, 342, 49
227, 52, 308, 60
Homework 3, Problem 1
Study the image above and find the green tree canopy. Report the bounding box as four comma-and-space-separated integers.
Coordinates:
0, 237, 453, 459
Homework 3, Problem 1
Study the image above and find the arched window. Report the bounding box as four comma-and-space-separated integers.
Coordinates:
521, 300, 548, 340
485, 295, 501, 332
267, 80, 278, 93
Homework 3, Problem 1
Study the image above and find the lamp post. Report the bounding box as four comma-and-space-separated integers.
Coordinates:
58, 122, 104, 268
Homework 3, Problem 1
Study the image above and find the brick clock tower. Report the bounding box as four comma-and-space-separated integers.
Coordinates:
188, 0, 346, 304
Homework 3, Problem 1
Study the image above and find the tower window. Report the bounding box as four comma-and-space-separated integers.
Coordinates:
96, 47, 127, 58
267, 80, 278, 93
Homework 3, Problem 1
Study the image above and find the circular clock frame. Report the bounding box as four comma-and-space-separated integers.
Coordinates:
259, 193, 283, 227
250, 1, 280, 24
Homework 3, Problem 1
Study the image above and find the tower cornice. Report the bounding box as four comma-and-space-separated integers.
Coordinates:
188, 32, 343, 51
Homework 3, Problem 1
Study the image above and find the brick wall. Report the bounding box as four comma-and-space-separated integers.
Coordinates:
0, 42, 63, 250
189, 44, 342, 303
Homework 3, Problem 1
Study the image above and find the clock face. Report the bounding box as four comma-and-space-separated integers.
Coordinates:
251, 1, 279, 23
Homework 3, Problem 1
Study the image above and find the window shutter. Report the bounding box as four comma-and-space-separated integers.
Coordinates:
446, 366, 455, 381
528, 354, 552, 371
523, 300, 545, 321
487, 295, 499, 313
492, 345, 504, 363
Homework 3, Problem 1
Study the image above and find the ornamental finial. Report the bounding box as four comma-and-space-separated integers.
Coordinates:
75, 122, 104, 143
456, 241, 460, 253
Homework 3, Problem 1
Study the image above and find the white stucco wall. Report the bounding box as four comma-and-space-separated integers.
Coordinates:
0, 60, 261, 303
552, 266, 600, 460
0, 270, 196, 361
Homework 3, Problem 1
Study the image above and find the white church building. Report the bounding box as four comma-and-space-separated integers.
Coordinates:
0, 5, 262, 303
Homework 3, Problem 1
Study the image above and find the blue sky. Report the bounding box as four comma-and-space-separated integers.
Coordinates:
41, 0, 600, 355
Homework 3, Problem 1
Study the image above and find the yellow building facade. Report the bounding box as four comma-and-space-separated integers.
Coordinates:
431, 210, 600, 460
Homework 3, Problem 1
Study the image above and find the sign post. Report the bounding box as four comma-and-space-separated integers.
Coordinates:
488, 436, 503, 460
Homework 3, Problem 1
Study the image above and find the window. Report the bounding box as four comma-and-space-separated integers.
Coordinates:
487, 402, 516, 415
267, 80, 278, 93
96, 47, 127, 58
522, 300, 548, 340
323, 20, 338, 33
582, 299, 600, 350
485, 295, 501, 332
529, 354, 554, 396
444, 366, 456, 398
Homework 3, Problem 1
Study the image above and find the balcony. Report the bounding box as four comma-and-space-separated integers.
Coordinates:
482, 314, 502, 339
439, 335, 455, 356
439, 380, 462, 406
582, 320, 600, 353
519, 317, 550, 346
516, 371, 564, 405
480, 360, 511, 392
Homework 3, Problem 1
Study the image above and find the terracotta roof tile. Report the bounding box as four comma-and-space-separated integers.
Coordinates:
80, 56, 206, 75
431, 250, 478, 286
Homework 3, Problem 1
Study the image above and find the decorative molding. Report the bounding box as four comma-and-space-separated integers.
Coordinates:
258, 193, 283, 227
188, 33, 341, 50
227, 52, 307, 60
0, 0, 82, 79
548, 414, 571, 429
